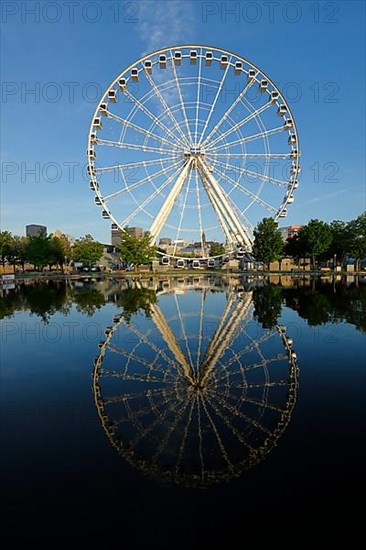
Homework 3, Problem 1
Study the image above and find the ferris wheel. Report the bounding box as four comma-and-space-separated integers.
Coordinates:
92, 281, 299, 487
87, 45, 300, 260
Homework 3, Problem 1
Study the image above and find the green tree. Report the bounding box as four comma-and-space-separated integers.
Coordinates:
209, 242, 225, 257
347, 212, 366, 271
327, 220, 352, 266
73, 234, 103, 266
54, 232, 72, 265
252, 218, 283, 270
24, 232, 55, 271
118, 228, 157, 270
0, 231, 13, 268
7, 235, 28, 272
298, 219, 332, 269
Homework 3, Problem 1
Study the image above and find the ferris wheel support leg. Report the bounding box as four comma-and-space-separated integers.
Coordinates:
149, 158, 193, 244
197, 158, 252, 251
199, 292, 253, 387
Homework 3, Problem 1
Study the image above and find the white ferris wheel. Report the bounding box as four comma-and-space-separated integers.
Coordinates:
87, 45, 300, 260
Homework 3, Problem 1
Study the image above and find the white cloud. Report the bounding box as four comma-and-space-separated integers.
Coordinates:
137, 0, 195, 54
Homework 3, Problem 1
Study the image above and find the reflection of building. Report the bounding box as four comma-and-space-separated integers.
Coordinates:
26, 224, 47, 237
279, 225, 302, 241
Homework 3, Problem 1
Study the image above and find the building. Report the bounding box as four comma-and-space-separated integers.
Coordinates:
279, 225, 302, 241
159, 237, 172, 246
111, 227, 124, 247
26, 224, 47, 237
111, 226, 144, 247
127, 227, 143, 238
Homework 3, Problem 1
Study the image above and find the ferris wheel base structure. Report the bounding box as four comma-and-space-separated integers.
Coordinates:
87, 46, 300, 261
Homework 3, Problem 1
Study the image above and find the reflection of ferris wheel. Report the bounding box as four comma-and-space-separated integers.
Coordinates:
93, 284, 299, 486
87, 46, 300, 260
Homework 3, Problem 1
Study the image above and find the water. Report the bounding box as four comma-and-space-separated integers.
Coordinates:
1, 275, 365, 544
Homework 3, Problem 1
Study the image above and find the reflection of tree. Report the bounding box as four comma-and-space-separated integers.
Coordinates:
285, 289, 332, 326
117, 285, 157, 323
0, 281, 71, 323
252, 284, 283, 328
93, 285, 299, 487
73, 289, 105, 316
283, 281, 366, 332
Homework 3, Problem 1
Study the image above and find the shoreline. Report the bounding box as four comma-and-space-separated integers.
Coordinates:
2, 269, 365, 282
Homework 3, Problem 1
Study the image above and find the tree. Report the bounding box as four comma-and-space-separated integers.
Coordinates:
54, 232, 72, 265
347, 212, 366, 271
209, 242, 225, 257
252, 218, 283, 270
118, 228, 157, 270
7, 235, 28, 272
327, 220, 352, 266
284, 233, 302, 264
73, 234, 103, 266
298, 219, 332, 269
49, 236, 67, 272
0, 231, 13, 268
24, 232, 55, 271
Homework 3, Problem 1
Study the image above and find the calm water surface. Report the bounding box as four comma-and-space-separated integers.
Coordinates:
1, 275, 365, 545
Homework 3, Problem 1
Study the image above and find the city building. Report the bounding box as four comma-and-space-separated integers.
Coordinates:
279, 225, 302, 241
111, 227, 124, 247
159, 237, 172, 246
111, 226, 144, 247
26, 224, 47, 237
127, 227, 143, 238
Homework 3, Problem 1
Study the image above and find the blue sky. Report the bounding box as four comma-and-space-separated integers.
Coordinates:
1, 0, 365, 242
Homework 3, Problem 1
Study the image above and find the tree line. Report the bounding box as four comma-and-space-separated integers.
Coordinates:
253, 212, 366, 270
1, 212, 365, 272
0, 230, 104, 272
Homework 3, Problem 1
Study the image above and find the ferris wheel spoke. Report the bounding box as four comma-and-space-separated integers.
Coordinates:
206, 152, 292, 160
210, 158, 289, 189
194, 170, 205, 258
211, 165, 278, 214
197, 59, 232, 146
96, 157, 179, 175
201, 77, 256, 147
194, 50, 203, 144
208, 101, 273, 149
207, 388, 275, 437
175, 394, 196, 475
169, 50, 193, 144
144, 71, 190, 148
198, 393, 234, 468
120, 162, 185, 226
102, 159, 181, 202
105, 110, 181, 150
123, 88, 185, 149
206, 125, 285, 153
96, 138, 180, 156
